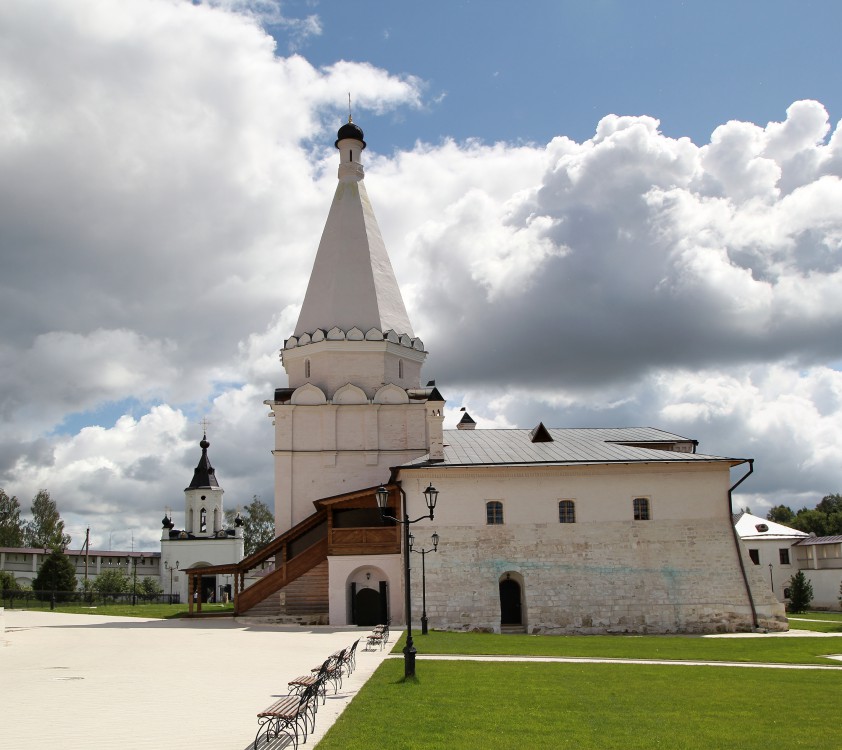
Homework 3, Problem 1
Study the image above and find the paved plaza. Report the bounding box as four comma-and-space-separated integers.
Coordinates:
0, 609, 395, 750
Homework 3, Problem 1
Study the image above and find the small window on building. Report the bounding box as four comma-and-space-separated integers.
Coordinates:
783, 587, 791, 599
755, 523, 769, 532
558, 500, 576, 523
200, 507, 207, 533
633, 497, 650, 521
399, 360, 404, 379
779, 548, 790, 565
748, 548, 760, 565
486, 501, 503, 525
305, 359, 311, 379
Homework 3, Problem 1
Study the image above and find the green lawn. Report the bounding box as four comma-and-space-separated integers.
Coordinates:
790, 611, 842, 620
788, 613, 842, 633
393, 629, 842, 664
317, 658, 841, 750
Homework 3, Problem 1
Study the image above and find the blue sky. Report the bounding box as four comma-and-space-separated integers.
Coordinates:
1, 0, 841, 549
271, 0, 840, 150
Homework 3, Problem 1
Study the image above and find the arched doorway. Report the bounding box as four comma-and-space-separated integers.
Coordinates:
499, 575, 522, 625
350, 580, 388, 626
354, 587, 382, 626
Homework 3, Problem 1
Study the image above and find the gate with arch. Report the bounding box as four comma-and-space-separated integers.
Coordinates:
348, 567, 389, 626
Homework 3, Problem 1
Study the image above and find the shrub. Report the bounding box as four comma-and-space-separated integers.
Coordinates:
787, 571, 814, 613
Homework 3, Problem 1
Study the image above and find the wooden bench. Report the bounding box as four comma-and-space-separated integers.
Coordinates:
254, 680, 319, 750
343, 638, 361, 675
288, 657, 332, 703
365, 623, 390, 651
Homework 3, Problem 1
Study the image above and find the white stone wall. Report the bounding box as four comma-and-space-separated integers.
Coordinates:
739, 536, 799, 602
413, 519, 783, 634
270, 400, 431, 532
802, 569, 842, 610
397, 463, 786, 634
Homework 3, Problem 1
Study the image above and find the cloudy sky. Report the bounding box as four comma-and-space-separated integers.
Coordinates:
1, 0, 841, 551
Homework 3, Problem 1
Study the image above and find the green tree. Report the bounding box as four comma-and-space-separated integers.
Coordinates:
767, 505, 795, 525
32, 550, 78, 600
225, 496, 275, 556
23, 490, 71, 550
93, 566, 130, 598
815, 493, 842, 515
0, 489, 25, 547
787, 570, 814, 614
780, 494, 842, 536
0, 569, 20, 592
139, 576, 163, 598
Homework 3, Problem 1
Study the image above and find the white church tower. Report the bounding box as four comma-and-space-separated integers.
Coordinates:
268, 118, 444, 534
160, 434, 244, 603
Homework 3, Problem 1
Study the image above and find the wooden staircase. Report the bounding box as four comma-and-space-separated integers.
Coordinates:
187, 509, 330, 621
186, 485, 402, 621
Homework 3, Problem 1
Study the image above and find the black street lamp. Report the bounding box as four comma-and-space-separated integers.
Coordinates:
130, 554, 144, 605
409, 532, 439, 635
375, 482, 439, 679
164, 559, 179, 601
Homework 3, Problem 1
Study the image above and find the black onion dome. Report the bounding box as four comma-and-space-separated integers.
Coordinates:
187, 434, 219, 489
335, 120, 366, 149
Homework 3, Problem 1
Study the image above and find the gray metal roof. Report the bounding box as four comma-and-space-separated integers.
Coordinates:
794, 534, 842, 546
399, 427, 745, 468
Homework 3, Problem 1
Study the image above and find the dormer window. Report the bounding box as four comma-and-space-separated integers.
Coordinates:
755, 523, 769, 532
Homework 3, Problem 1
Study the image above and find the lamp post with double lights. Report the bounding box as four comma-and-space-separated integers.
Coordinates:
409, 532, 439, 635
375, 482, 439, 679
164, 559, 179, 601
130, 554, 145, 605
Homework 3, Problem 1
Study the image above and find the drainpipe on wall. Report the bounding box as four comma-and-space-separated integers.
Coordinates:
727, 459, 758, 629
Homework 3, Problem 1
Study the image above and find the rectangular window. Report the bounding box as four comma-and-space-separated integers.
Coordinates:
486, 501, 503, 525
632, 497, 650, 521
558, 499, 576, 523
779, 548, 790, 565
748, 548, 760, 565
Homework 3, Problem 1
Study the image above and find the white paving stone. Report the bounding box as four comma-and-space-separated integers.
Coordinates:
0, 610, 396, 750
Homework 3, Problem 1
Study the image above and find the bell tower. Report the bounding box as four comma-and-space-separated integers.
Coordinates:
267, 118, 444, 534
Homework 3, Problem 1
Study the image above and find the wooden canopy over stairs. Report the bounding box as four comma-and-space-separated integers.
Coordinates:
186, 485, 401, 617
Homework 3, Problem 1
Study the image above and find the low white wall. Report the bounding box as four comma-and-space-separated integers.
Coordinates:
804, 570, 842, 610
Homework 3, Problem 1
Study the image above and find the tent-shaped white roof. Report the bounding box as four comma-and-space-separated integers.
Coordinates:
734, 512, 809, 540
293, 121, 414, 338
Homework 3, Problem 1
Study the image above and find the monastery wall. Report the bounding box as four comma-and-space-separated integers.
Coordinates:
417, 518, 786, 634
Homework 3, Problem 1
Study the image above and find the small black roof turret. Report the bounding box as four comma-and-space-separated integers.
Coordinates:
186, 433, 219, 489
335, 117, 366, 149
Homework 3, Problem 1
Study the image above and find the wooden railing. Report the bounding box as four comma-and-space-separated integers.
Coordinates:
329, 526, 400, 556
187, 503, 400, 616
187, 509, 329, 615
235, 536, 329, 614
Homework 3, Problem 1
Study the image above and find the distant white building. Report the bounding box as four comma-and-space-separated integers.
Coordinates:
734, 512, 808, 602
735, 512, 842, 611
0, 546, 160, 590
792, 534, 842, 610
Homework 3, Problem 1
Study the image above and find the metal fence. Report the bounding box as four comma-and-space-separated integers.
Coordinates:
1, 589, 181, 608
